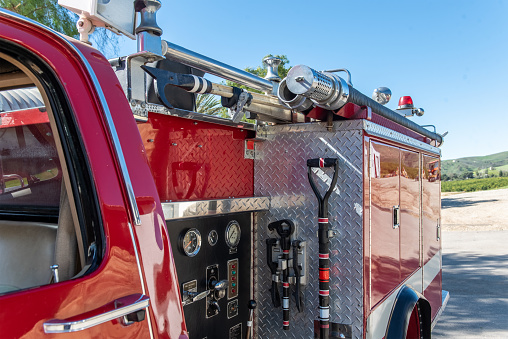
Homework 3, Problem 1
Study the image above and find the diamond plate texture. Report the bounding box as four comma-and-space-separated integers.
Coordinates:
139, 114, 254, 201
254, 122, 364, 339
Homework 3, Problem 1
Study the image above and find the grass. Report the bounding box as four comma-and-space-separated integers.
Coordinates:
442, 177, 508, 193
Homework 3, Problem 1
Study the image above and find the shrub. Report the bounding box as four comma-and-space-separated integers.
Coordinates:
442, 177, 508, 192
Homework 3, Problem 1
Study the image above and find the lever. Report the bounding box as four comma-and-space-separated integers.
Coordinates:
183, 289, 210, 303
266, 238, 281, 308
209, 279, 229, 299
292, 240, 304, 313
246, 300, 257, 339
269, 219, 295, 330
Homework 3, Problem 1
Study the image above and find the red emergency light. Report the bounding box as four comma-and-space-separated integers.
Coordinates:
397, 96, 414, 110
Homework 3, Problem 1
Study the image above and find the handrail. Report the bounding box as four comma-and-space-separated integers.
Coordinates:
162, 40, 274, 93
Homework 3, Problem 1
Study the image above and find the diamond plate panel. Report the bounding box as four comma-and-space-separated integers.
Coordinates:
254, 122, 364, 339
139, 114, 254, 201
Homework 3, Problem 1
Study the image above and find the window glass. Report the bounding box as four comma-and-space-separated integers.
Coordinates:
0, 87, 61, 209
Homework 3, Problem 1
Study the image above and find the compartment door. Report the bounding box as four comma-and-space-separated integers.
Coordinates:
400, 149, 421, 283
370, 141, 401, 307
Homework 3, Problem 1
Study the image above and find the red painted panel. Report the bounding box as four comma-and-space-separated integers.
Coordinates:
422, 155, 441, 264
138, 114, 254, 202
425, 270, 442, 320
0, 108, 49, 128
370, 141, 401, 307
400, 149, 421, 281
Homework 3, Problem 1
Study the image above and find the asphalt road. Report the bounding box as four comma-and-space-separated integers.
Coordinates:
432, 189, 508, 338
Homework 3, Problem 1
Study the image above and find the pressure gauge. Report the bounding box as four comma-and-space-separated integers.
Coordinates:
208, 229, 218, 246
181, 228, 202, 257
225, 220, 241, 248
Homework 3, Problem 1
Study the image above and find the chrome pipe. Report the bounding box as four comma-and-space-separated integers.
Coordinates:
284, 65, 443, 145
162, 40, 273, 93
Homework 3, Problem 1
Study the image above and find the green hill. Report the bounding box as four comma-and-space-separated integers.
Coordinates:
442, 151, 508, 180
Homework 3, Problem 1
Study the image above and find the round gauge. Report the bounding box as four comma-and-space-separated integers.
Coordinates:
181, 228, 201, 257
208, 229, 218, 246
225, 220, 241, 248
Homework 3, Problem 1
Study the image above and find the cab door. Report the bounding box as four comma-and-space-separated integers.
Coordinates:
0, 12, 152, 338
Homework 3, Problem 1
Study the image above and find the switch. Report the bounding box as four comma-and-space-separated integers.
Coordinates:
227, 259, 239, 300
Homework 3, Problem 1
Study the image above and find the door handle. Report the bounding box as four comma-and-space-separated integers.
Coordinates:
393, 205, 400, 229
43, 294, 149, 333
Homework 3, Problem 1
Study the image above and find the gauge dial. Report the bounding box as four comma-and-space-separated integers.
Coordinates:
208, 229, 218, 246
181, 228, 201, 257
225, 221, 241, 248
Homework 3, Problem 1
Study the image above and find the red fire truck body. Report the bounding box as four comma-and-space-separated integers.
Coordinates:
0, 4, 448, 339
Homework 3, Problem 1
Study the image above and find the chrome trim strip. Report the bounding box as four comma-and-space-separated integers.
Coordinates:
431, 290, 450, 330
257, 120, 441, 156
162, 197, 270, 221
0, 9, 142, 226
127, 222, 147, 296
363, 121, 441, 156
146, 103, 256, 131
43, 294, 149, 333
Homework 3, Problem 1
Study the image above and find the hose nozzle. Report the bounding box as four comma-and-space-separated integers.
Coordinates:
285, 65, 349, 111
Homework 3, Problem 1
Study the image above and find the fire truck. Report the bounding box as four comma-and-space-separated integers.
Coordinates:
0, 1, 448, 338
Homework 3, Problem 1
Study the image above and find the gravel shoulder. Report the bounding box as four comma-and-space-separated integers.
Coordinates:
441, 188, 508, 231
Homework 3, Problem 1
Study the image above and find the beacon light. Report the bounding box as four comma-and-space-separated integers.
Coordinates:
397, 96, 414, 110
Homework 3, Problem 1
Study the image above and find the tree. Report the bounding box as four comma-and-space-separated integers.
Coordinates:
0, 0, 119, 55
195, 94, 227, 117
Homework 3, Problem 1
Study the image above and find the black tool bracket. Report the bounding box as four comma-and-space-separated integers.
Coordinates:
266, 238, 308, 286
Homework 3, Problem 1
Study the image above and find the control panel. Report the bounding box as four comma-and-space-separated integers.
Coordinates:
166, 213, 251, 339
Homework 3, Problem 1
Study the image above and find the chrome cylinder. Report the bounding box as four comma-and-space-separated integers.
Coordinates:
285, 65, 349, 111
277, 78, 313, 112
162, 40, 273, 93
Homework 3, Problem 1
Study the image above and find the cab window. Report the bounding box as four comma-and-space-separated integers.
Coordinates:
0, 49, 101, 295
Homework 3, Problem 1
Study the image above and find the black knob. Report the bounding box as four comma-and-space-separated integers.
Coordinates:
248, 300, 257, 310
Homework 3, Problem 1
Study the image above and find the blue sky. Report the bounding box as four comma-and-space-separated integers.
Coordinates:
114, 0, 508, 160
